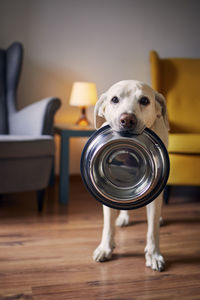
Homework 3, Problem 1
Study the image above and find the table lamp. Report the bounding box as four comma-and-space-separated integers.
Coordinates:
69, 82, 98, 126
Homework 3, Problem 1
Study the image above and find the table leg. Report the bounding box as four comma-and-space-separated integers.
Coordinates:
59, 132, 70, 204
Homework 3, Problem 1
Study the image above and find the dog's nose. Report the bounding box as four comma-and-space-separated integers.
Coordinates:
120, 113, 137, 129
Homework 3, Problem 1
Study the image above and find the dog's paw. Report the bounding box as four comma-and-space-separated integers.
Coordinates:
93, 243, 114, 262
145, 251, 165, 272
115, 214, 130, 227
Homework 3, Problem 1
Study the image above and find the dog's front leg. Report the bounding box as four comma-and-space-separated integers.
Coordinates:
93, 205, 117, 262
145, 195, 165, 271
115, 210, 130, 227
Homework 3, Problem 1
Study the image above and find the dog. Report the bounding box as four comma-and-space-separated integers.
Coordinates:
93, 80, 169, 271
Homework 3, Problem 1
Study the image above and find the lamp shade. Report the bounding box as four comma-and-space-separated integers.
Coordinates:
69, 82, 98, 107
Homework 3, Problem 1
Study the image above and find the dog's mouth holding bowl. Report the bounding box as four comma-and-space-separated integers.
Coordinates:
80, 125, 169, 210
110, 113, 146, 135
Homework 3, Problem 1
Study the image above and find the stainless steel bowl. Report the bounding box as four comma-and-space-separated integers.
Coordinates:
80, 125, 170, 210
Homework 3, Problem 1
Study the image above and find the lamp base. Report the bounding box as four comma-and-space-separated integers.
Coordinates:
76, 107, 90, 126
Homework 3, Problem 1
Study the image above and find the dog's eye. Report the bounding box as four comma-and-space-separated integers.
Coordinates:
111, 96, 119, 104
139, 97, 150, 106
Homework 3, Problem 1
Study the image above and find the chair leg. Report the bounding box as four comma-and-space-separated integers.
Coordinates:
163, 185, 170, 204
37, 189, 45, 212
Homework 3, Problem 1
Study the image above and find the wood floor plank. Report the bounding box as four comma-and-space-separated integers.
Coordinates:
0, 287, 33, 300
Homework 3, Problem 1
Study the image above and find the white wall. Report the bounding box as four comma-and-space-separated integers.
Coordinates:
1, 0, 200, 174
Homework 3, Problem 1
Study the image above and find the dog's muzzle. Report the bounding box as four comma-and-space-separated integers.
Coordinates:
120, 113, 137, 130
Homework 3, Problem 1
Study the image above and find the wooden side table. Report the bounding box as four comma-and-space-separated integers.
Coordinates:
54, 124, 95, 204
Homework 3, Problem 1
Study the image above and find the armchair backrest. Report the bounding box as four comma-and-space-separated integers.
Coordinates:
150, 51, 200, 133
0, 42, 23, 134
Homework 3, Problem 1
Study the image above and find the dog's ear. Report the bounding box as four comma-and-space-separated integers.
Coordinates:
155, 91, 170, 130
94, 93, 107, 129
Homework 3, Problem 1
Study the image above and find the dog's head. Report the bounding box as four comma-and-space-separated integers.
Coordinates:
95, 80, 169, 133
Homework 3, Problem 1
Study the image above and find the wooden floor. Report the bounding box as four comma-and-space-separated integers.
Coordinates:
0, 177, 200, 300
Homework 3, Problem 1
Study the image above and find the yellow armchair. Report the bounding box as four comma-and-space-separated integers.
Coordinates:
150, 51, 200, 190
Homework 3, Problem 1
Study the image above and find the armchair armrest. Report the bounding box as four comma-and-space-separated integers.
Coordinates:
9, 97, 61, 135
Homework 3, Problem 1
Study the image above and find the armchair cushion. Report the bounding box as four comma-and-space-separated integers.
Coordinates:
0, 135, 54, 159
168, 153, 200, 186
168, 133, 200, 154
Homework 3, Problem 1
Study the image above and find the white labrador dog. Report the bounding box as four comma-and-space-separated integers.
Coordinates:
93, 80, 169, 271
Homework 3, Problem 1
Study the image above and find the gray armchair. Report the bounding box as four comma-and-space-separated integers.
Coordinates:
0, 42, 61, 211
